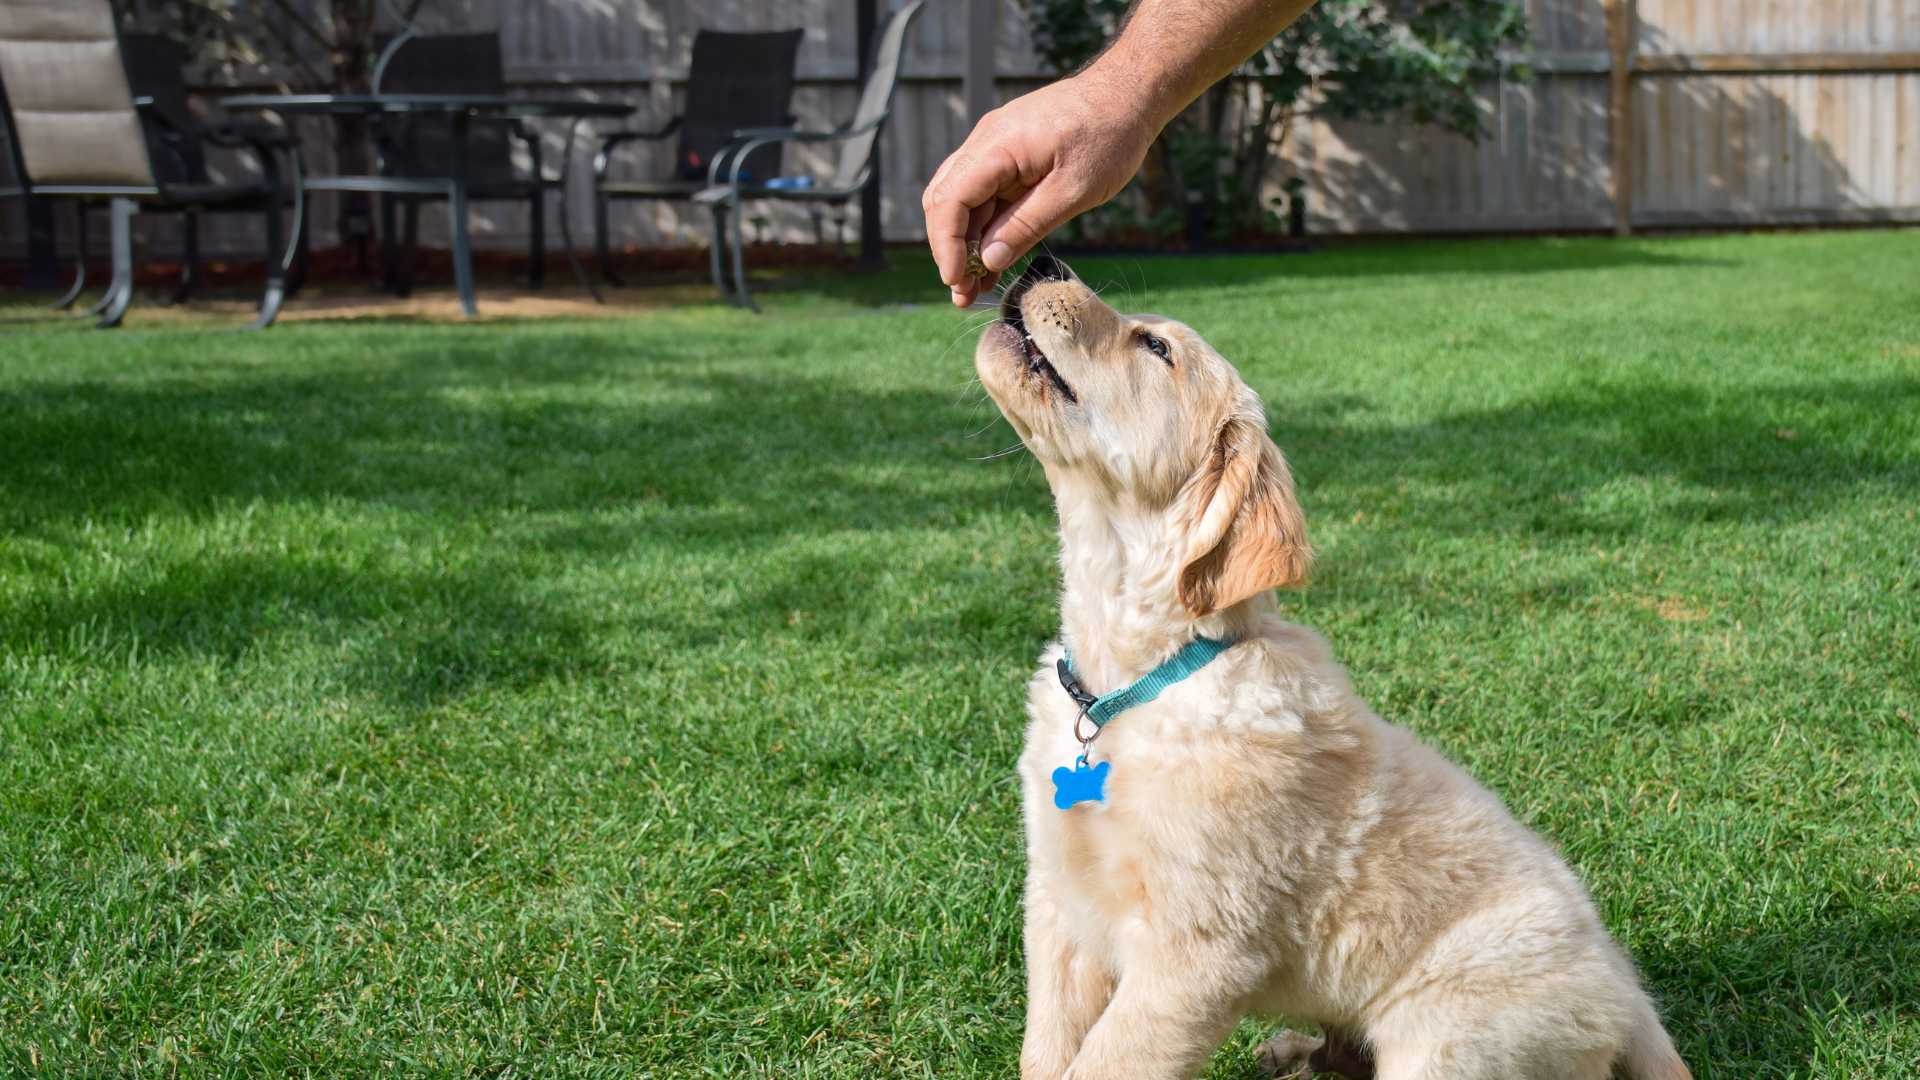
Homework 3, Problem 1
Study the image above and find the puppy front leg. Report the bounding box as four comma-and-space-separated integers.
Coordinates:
1062, 951, 1245, 1080
1022, 883, 1113, 1080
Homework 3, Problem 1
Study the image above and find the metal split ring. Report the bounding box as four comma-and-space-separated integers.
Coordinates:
1073, 706, 1101, 746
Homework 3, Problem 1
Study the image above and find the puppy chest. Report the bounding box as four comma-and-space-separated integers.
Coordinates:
1020, 665, 1219, 936
1021, 741, 1159, 928
1032, 796, 1157, 931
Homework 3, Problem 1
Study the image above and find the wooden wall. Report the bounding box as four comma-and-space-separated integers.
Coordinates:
3, 0, 1916, 262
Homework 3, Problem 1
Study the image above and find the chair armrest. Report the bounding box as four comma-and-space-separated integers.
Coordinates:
602, 118, 684, 144
148, 110, 298, 195
134, 98, 295, 158
727, 116, 804, 141
205, 120, 296, 150
200, 121, 299, 187
130, 98, 203, 180
729, 126, 801, 140
507, 123, 549, 185
594, 117, 683, 180
130, 97, 190, 136
707, 116, 890, 188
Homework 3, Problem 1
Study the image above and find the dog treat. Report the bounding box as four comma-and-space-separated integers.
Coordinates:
965, 240, 989, 281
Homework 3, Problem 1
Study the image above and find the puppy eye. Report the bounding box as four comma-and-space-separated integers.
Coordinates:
1137, 331, 1172, 366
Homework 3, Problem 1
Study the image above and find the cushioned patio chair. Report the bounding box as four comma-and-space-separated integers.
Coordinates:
0, 74, 87, 309
695, 0, 925, 310
372, 30, 555, 294
0, 1, 300, 328
591, 28, 802, 287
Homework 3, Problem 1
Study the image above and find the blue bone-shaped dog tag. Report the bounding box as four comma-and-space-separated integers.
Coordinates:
1052, 758, 1109, 810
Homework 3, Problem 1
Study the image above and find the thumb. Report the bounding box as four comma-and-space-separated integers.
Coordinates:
977, 174, 1091, 273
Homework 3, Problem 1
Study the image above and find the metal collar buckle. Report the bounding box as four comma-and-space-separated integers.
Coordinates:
1058, 657, 1103, 748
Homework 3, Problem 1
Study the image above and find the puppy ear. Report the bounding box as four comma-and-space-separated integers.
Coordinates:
1174, 409, 1312, 617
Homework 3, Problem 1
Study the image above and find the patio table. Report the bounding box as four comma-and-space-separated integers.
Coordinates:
221, 94, 634, 316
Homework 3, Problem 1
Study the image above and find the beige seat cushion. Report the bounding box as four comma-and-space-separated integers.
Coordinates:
0, 0, 154, 188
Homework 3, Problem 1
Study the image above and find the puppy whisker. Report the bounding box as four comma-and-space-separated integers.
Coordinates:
973, 441, 1029, 462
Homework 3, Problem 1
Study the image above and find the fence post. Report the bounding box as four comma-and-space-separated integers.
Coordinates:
1604, 0, 1637, 236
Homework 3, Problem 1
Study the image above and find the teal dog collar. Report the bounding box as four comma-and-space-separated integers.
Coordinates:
1051, 636, 1234, 809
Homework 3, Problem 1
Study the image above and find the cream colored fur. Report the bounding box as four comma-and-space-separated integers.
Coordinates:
974, 265, 1690, 1080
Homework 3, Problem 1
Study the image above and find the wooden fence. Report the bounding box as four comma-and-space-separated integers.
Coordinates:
4, 0, 1917, 261
1279, 0, 1920, 234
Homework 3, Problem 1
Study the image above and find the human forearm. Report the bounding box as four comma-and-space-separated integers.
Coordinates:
1078, 0, 1319, 134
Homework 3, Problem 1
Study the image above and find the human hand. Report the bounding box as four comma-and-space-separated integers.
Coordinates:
922, 72, 1159, 308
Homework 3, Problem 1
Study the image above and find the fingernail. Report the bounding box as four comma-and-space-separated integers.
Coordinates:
982, 241, 1013, 272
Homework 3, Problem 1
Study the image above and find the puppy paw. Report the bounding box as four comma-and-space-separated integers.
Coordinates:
1255, 1030, 1323, 1078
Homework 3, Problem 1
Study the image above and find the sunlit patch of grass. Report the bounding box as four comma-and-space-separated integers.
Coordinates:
2, 230, 1916, 1077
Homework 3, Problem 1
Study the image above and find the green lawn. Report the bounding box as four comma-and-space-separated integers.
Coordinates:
2, 232, 1916, 1078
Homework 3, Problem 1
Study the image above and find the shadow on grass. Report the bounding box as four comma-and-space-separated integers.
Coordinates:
1639, 904, 1920, 1076
3, 333, 1915, 696
1274, 376, 1920, 537
669, 236, 1741, 312
4, 545, 611, 714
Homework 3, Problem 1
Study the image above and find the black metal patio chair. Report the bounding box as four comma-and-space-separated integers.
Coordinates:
121, 32, 309, 306
372, 30, 554, 294
591, 28, 802, 287
695, 0, 925, 310
0, 1, 301, 329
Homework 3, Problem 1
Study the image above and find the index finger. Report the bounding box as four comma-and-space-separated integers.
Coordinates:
923, 143, 1025, 289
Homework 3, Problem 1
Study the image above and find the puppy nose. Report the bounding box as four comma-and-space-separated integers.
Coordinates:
1001, 253, 1079, 324
1022, 254, 1073, 285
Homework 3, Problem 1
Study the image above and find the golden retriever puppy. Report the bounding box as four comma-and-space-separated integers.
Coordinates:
973, 256, 1690, 1080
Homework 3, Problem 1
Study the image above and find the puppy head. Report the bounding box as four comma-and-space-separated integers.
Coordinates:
975, 257, 1312, 616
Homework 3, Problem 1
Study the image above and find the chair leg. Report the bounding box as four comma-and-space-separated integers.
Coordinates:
730, 199, 757, 312
381, 193, 399, 293
560, 186, 601, 303
595, 192, 623, 287
708, 201, 732, 301
51, 201, 87, 311
97, 197, 136, 329
396, 200, 420, 299
83, 205, 118, 316
528, 186, 546, 290
449, 186, 477, 318
445, 113, 475, 317
250, 192, 288, 331
52, 254, 87, 311
83, 206, 125, 319
169, 210, 200, 306
285, 202, 310, 299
